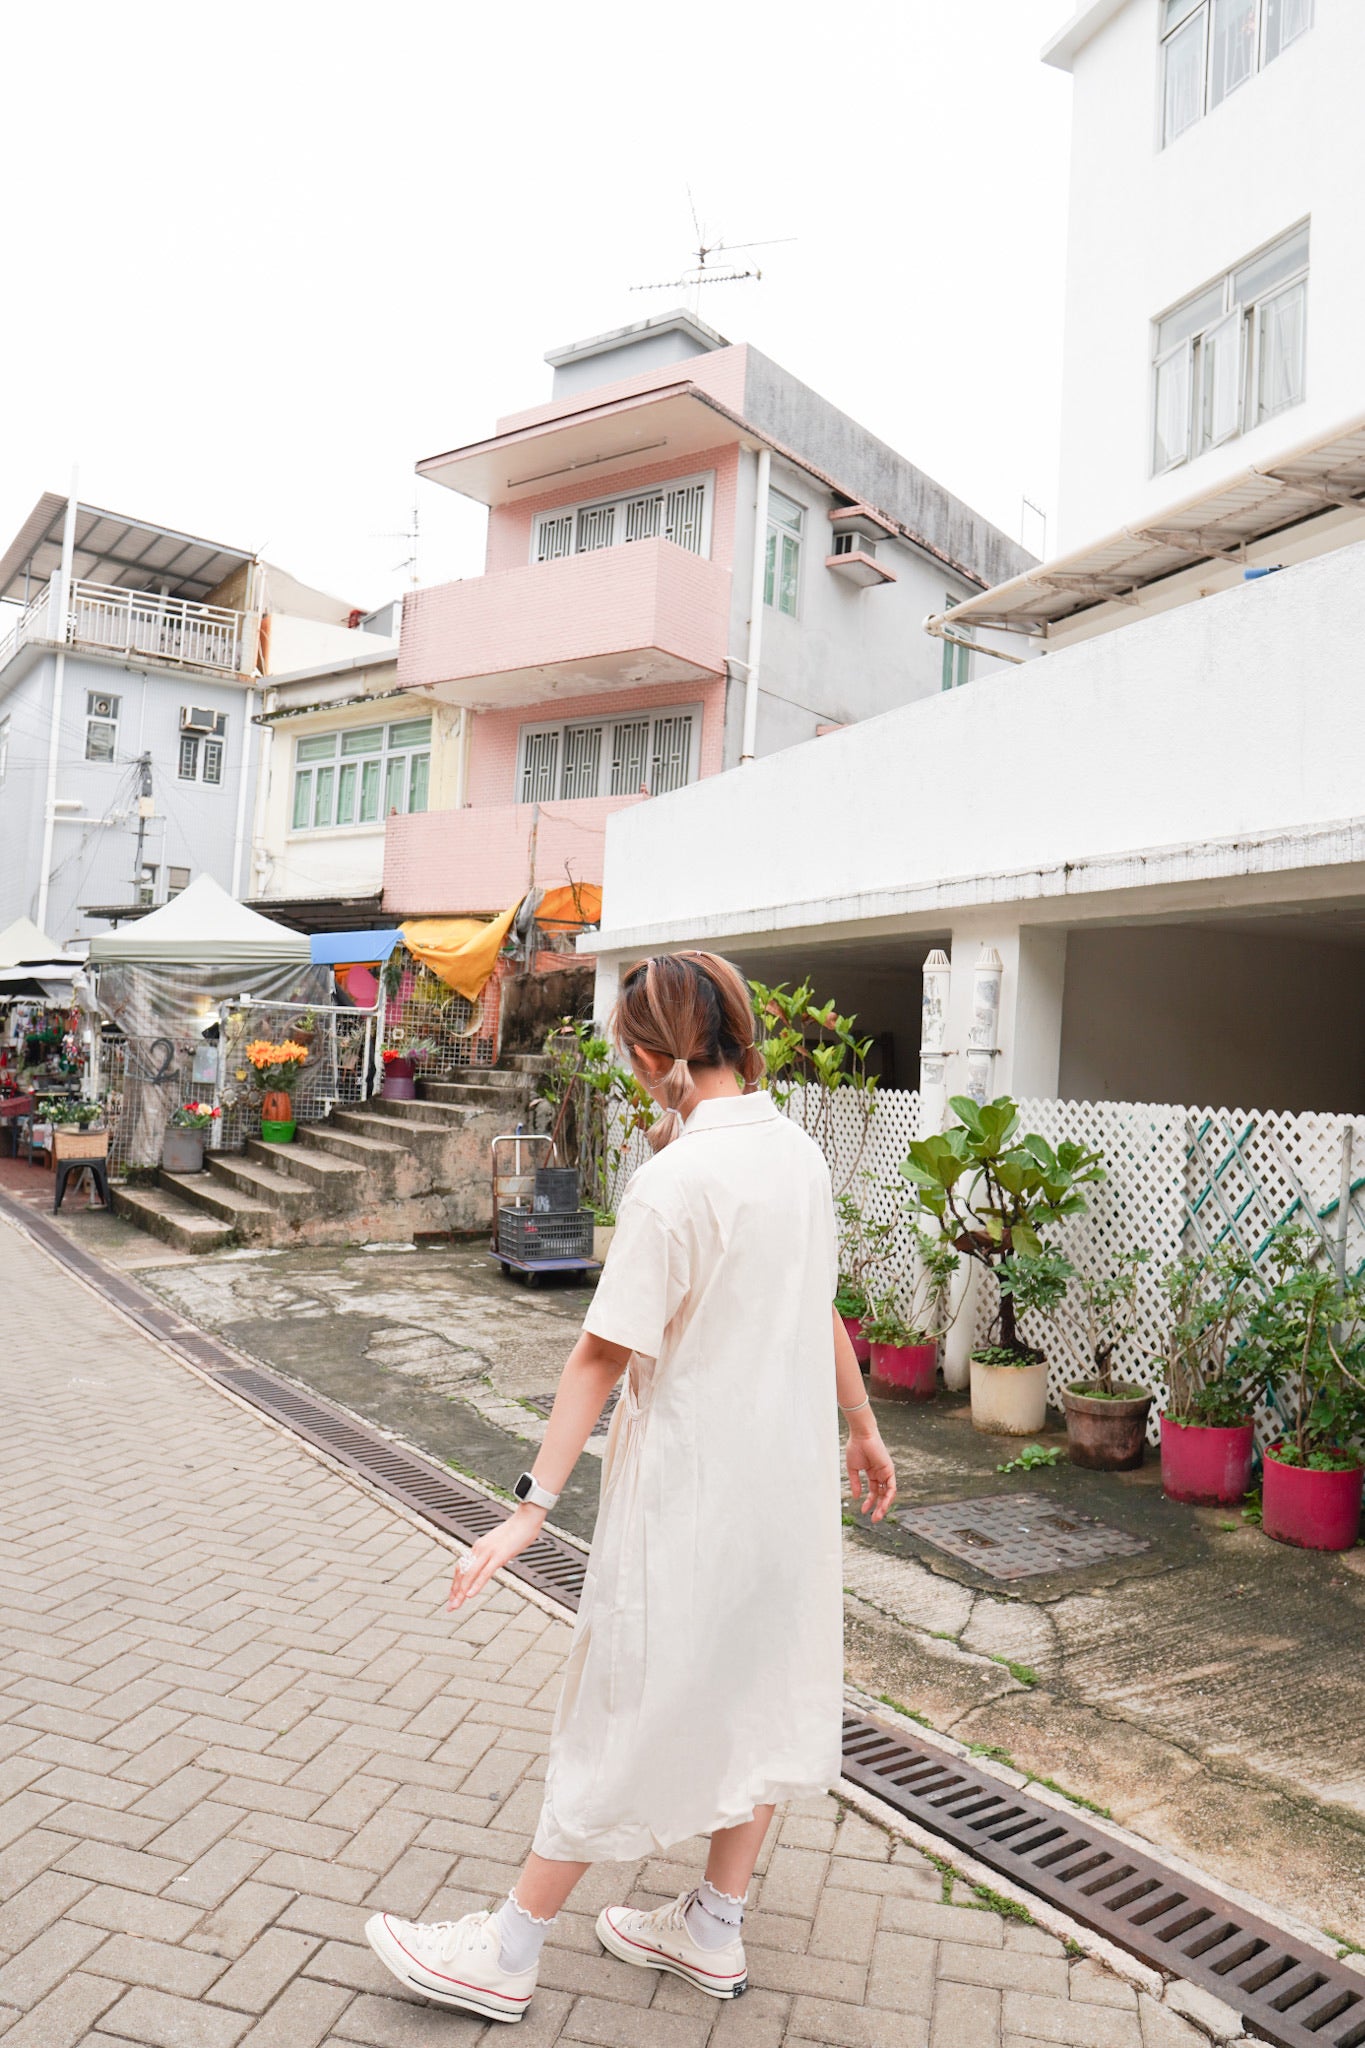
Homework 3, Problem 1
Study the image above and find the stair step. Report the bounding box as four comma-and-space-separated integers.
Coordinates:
206, 1155, 310, 1210
332, 1108, 454, 1141
360, 1099, 471, 1130
305, 1125, 411, 1166
158, 1171, 274, 1228
112, 1185, 234, 1253
244, 1138, 366, 1189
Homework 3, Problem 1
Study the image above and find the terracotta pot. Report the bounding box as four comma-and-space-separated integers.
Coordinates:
841, 1315, 872, 1366
260, 1117, 295, 1145
262, 1089, 293, 1124
1262, 1447, 1363, 1551
161, 1128, 206, 1174
1063, 1386, 1153, 1470
1160, 1417, 1255, 1504
869, 1340, 937, 1402
970, 1354, 1048, 1436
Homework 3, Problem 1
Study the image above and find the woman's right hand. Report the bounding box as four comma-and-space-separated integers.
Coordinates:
448, 1506, 545, 1610
846, 1422, 897, 1522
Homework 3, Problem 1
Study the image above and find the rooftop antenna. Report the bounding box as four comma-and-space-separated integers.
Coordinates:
630, 188, 796, 316
373, 498, 421, 585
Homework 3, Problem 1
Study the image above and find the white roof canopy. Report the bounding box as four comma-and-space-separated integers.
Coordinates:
86, 876, 310, 968
0, 495, 254, 607
0, 916, 77, 969
927, 412, 1365, 638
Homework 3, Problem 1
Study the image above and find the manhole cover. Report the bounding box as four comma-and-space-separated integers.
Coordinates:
896, 1493, 1150, 1579
525, 1387, 620, 1438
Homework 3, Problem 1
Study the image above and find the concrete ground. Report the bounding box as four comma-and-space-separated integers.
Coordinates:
0, 1208, 1227, 2048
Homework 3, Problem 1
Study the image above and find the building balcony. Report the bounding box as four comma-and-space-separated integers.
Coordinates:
382, 793, 644, 917
396, 537, 731, 711
0, 577, 248, 679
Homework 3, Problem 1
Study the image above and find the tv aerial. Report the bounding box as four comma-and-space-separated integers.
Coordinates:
630, 190, 795, 313
373, 498, 421, 586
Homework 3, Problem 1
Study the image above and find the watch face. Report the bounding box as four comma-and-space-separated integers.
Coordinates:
514, 1474, 532, 1500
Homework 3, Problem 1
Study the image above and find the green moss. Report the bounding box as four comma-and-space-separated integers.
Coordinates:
967, 1883, 1033, 1925
988, 1654, 1040, 1687
876, 1691, 933, 1729
1029, 1776, 1112, 1819
968, 1743, 1017, 1767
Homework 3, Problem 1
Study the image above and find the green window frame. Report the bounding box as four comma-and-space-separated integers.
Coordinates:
940, 596, 971, 691
763, 489, 803, 618
291, 719, 432, 832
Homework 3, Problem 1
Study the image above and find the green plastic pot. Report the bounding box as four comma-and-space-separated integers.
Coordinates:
260, 1118, 296, 1145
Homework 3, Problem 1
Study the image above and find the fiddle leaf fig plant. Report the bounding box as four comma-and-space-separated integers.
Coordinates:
901, 1096, 1105, 1360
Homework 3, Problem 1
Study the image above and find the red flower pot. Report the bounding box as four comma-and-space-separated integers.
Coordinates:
1160, 1417, 1255, 1505
869, 1341, 937, 1402
842, 1315, 872, 1367
1262, 1449, 1363, 1552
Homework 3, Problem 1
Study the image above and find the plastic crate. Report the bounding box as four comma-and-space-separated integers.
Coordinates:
534, 1166, 581, 1213
498, 1206, 593, 1262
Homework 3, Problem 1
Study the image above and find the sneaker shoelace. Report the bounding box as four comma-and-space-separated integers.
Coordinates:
414, 1913, 491, 1964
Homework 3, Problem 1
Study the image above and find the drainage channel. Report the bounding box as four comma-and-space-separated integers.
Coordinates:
7, 1193, 1361, 2048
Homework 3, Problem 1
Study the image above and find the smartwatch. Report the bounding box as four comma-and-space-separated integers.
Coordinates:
513, 1472, 560, 1511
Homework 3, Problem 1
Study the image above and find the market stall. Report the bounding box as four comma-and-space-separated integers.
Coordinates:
0, 918, 92, 1159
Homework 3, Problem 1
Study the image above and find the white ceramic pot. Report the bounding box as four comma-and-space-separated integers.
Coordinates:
970, 1354, 1049, 1436
592, 1224, 616, 1265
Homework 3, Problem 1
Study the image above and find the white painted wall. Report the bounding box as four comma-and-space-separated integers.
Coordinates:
1054, 0, 1365, 548
592, 534, 1365, 953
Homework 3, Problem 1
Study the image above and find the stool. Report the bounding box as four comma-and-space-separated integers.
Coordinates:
54, 1158, 111, 1213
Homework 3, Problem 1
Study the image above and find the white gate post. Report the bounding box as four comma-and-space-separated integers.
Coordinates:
918, 948, 951, 1138
964, 946, 1003, 1105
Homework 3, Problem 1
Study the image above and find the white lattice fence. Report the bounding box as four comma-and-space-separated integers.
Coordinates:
216, 1001, 376, 1152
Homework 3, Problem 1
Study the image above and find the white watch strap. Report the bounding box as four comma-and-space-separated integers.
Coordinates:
516, 1472, 560, 1510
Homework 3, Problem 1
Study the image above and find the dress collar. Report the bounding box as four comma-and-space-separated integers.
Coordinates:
683, 1090, 780, 1134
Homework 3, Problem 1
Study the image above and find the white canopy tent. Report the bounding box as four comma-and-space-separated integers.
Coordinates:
87, 876, 310, 969
0, 916, 87, 996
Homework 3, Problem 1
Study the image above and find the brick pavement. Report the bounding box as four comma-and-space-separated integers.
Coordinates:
0, 1214, 1215, 2048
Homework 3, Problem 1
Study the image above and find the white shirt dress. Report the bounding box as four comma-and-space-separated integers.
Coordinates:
532, 1089, 844, 1863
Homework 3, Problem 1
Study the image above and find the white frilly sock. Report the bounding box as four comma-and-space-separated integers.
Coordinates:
685, 1878, 746, 1951
493, 1890, 555, 1974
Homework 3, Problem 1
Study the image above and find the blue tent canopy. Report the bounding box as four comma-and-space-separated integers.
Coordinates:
309, 929, 401, 966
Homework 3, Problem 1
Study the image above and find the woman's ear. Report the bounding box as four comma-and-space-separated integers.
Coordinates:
630, 1044, 668, 1083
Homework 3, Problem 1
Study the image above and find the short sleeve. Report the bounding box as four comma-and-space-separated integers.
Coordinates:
582, 1190, 689, 1357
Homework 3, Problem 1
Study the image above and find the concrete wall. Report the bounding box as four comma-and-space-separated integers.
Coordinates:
1057, 0, 1365, 547
590, 534, 1365, 952
1060, 924, 1365, 1113
0, 649, 254, 947
382, 793, 644, 916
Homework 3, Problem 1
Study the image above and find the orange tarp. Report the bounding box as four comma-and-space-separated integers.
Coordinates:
535, 883, 603, 930
399, 904, 520, 1002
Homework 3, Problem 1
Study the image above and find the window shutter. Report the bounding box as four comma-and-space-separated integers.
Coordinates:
1200, 310, 1243, 448
1152, 340, 1192, 472
650, 714, 693, 796
561, 725, 603, 800
1257, 278, 1307, 421
576, 504, 616, 552
536, 515, 573, 562
609, 719, 649, 796
664, 483, 706, 553
521, 730, 560, 804
623, 494, 663, 544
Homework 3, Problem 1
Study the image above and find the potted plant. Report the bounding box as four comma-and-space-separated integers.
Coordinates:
860, 1232, 959, 1401
536, 1019, 657, 1226
39, 1097, 109, 1163
162, 1101, 222, 1175
901, 1096, 1105, 1437
1242, 1229, 1365, 1551
381, 1047, 417, 1100
245, 1039, 308, 1143
835, 1187, 898, 1367
1155, 1245, 1260, 1503
1051, 1249, 1155, 1470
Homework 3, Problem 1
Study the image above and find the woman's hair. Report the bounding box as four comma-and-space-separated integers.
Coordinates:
614, 952, 764, 1152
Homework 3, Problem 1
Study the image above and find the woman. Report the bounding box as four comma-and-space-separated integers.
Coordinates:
366, 954, 896, 2023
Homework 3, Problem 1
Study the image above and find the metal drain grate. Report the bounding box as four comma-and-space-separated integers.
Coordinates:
842, 1712, 1364, 2048
524, 1387, 620, 1438
216, 1367, 588, 1610
897, 1493, 1150, 1580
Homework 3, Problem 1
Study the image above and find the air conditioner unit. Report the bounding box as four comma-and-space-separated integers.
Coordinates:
180, 705, 223, 735
89, 694, 117, 720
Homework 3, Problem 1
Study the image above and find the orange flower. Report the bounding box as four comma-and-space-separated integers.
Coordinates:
245, 1039, 309, 1071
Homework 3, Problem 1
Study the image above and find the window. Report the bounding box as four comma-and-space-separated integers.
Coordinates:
85, 691, 120, 763
1151, 223, 1308, 473
291, 718, 431, 831
940, 596, 971, 691
202, 737, 224, 785
531, 475, 712, 565
137, 865, 157, 908
1160, 0, 1312, 146
517, 708, 699, 804
0, 714, 9, 789
178, 734, 199, 780
764, 490, 803, 617
177, 708, 228, 782
167, 866, 190, 898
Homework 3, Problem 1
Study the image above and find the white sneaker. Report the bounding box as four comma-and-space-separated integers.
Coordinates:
596, 1891, 748, 1999
364, 1909, 537, 2023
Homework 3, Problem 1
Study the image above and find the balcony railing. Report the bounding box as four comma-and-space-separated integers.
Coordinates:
0, 578, 246, 677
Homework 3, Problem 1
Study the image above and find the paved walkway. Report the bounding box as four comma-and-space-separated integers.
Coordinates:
0, 1215, 1212, 2048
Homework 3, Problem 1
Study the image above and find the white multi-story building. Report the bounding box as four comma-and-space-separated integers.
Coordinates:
586, 0, 1365, 1117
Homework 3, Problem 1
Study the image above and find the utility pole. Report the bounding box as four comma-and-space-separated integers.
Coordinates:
35, 473, 80, 934
132, 754, 153, 904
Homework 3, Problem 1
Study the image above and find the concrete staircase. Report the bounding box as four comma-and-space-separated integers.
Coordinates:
113, 1064, 544, 1254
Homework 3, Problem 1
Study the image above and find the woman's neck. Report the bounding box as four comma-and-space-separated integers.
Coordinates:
686, 1063, 744, 1104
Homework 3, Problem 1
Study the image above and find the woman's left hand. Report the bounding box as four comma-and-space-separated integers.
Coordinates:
846, 1424, 897, 1522
448, 1506, 544, 1610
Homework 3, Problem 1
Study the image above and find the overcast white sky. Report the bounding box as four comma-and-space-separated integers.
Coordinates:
0, 1, 1072, 612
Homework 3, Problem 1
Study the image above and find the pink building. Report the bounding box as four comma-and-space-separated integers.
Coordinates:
382, 313, 1031, 919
